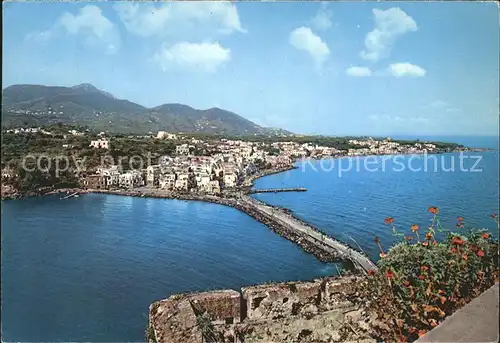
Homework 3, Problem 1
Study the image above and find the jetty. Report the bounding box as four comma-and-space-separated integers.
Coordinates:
238, 195, 377, 273
249, 187, 307, 194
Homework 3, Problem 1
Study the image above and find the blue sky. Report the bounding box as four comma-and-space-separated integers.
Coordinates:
3, 1, 499, 136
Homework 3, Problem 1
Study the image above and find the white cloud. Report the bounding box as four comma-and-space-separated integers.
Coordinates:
346, 66, 372, 77
289, 27, 330, 66
430, 100, 448, 108
369, 114, 429, 123
388, 63, 426, 77
26, 5, 120, 54
153, 41, 231, 73
311, 2, 332, 31
114, 2, 245, 38
361, 7, 417, 62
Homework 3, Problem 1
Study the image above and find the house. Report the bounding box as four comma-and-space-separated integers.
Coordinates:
146, 165, 161, 186
159, 174, 176, 190
89, 138, 110, 149
1, 167, 17, 179
208, 180, 221, 195
174, 174, 189, 191
176, 144, 192, 155
223, 172, 239, 188
80, 174, 105, 189
97, 166, 122, 189
119, 170, 144, 189
157, 131, 178, 140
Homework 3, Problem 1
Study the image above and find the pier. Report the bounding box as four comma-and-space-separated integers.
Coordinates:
249, 187, 307, 194
238, 195, 377, 273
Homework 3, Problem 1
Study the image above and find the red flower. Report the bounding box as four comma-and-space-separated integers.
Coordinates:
368, 269, 377, 276
428, 207, 439, 215
451, 247, 458, 253
411, 224, 419, 232
462, 253, 468, 261
438, 289, 445, 295
403, 280, 410, 287
422, 241, 429, 247
451, 236, 465, 246
420, 265, 429, 272
477, 249, 485, 257
418, 275, 425, 280
385, 269, 395, 279
384, 217, 394, 225
482, 232, 490, 239
457, 216, 464, 222
379, 252, 387, 258
492, 213, 497, 219
425, 232, 432, 240
433, 241, 438, 246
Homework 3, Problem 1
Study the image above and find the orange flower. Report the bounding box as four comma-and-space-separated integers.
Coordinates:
425, 232, 432, 240
384, 217, 394, 225
368, 269, 377, 276
451, 236, 465, 246
422, 241, 429, 247
482, 232, 490, 239
418, 330, 428, 338
438, 296, 447, 304
420, 265, 429, 272
457, 216, 464, 222
379, 252, 387, 258
462, 253, 468, 261
411, 224, 419, 232
428, 207, 439, 215
385, 269, 395, 279
438, 289, 445, 295
477, 249, 485, 257
418, 275, 425, 280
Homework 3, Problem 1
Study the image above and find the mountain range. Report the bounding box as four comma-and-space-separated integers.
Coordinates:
1, 84, 291, 136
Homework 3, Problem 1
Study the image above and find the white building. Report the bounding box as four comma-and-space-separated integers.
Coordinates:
146, 165, 161, 186
176, 144, 191, 155
89, 138, 110, 149
159, 173, 176, 190
157, 131, 178, 140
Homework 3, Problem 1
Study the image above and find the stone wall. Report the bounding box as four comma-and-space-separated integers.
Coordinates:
149, 275, 371, 343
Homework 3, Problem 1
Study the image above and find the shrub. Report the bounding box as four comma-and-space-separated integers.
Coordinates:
364, 209, 499, 342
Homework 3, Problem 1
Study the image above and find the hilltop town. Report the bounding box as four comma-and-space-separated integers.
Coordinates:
1, 125, 471, 198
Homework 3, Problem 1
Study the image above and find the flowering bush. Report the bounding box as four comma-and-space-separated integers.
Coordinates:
364, 209, 499, 342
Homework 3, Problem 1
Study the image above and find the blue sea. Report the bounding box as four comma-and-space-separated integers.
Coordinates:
1, 148, 499, 341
